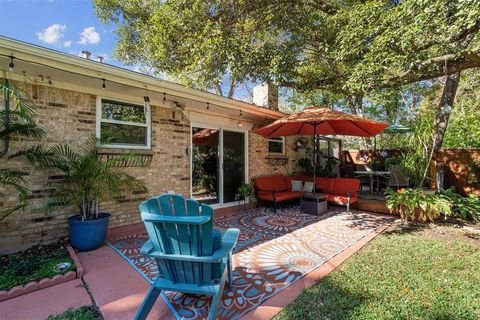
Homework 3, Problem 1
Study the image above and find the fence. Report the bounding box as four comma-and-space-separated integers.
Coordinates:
433, 149, 480, 196
344, 149, 480, 196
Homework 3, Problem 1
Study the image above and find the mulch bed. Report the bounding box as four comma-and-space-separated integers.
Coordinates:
0, 238, 83, 301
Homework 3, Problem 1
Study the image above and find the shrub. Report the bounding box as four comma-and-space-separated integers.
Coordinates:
386, 188, 452, 222
438, 188, 480, 221
384, 155, 402, 170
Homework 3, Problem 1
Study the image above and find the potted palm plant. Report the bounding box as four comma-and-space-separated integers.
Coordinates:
235, 182, 254, 213
20, 137, 147, 251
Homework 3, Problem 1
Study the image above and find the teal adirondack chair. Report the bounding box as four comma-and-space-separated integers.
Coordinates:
135, 194, 240, 320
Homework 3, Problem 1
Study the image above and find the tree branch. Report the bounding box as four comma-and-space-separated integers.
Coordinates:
381, 53, 480, 88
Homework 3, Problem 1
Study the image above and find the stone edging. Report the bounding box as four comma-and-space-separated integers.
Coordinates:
0, 245, 84, 302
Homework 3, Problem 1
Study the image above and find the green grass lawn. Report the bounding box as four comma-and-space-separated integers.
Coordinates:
47, 306, 101, 320
0, 239, 75, 290
274, 223, 480, 320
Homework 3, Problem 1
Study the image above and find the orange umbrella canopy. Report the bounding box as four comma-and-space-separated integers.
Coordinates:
255, 106, 389, 138
192, 128, 219, 146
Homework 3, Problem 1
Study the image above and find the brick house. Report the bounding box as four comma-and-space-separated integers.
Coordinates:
0, 37, 306, 253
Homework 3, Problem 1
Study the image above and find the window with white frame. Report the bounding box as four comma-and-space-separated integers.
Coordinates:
97, 98, 150, 148
268, 137, 285, 154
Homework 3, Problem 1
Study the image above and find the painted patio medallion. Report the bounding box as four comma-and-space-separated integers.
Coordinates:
107, 206, 391, 320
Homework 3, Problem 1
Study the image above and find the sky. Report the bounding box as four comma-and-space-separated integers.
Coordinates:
0, 0, 129, 68
0, 0, 270, 103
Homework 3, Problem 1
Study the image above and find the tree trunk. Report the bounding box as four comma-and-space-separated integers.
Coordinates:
227, 77, 236, 98
433, 72, 461, 149
215, 84, 223, 96
347, 96, 368, 150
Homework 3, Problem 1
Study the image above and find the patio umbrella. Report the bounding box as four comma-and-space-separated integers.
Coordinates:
383, 124, 412, 134
192, 128, 218, 146
255, 106, 389, 185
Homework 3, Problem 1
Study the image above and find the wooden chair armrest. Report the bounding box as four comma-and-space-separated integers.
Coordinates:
143, 228, 240, 263
140, 240, 155, 256
141, 212, 211, 225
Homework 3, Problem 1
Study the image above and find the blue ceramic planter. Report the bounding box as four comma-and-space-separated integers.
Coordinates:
68, 213, 110, 251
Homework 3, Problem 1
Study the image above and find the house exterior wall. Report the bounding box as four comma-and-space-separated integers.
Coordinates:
0, 81, 303, 253
248, 131, 305, 178
0, 81, 191, 253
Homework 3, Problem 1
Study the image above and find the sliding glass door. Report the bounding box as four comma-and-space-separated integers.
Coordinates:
192, 127, 220, 204
191, 126, 246, 205
223, 130, 246, 203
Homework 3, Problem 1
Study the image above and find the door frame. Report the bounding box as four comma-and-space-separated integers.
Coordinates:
190, 122, 249, 208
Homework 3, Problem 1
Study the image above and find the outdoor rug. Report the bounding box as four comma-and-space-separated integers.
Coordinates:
107, 206, 391, 320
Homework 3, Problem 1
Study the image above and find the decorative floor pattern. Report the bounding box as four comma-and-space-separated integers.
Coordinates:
107, 206, 391, 320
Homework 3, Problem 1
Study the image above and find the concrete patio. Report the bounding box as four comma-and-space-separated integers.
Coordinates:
1, 206, 393, 320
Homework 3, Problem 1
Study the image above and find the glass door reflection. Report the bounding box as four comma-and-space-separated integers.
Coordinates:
222, 130, 245, 203
192, 127, 219, 204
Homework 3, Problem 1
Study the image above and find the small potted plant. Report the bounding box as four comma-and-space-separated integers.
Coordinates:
235, 182, 254, 213
21, 137, 147, 251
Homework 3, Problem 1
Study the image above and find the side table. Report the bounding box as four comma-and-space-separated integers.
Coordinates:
300, 193, 328, 215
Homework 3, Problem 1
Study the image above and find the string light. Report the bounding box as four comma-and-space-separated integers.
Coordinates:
2, 56, 268, 122
8, 56, 14, 72
0, 54, 268, 122
143, 87, 150, 114
237, 109, 243, 128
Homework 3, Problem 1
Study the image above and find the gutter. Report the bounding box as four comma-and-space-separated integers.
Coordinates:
0, 36, 285, 120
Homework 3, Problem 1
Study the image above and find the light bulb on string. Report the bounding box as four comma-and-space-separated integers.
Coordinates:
8, 56, 14, 72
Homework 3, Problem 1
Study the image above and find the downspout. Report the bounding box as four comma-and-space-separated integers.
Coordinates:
1, 78, 10, 157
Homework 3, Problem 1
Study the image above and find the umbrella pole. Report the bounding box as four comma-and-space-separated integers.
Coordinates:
313, 123, 317, 194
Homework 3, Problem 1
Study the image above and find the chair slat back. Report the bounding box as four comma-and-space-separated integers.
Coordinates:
389, 165, 409, 188
140, 194, 215, 285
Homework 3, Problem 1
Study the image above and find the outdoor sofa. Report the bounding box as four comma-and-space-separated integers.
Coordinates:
253, 175, 360, 212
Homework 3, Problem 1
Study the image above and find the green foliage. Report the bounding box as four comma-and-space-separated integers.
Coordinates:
192, 144, 218, 193
0, 240, 74, 291
17, 137, 147, 220
235, 182, 254, 200
399, 105, 437, 187
274, 228, 480, 320
442, 70, 480, 149
439, 188, 480, 221
387, 186, 480, 222
1, 80, 45, 140
384, 156, 402, 170
0, 80, 46, 220
48, 307, 101, 320
385, 188, 453, 222
298, 148, 339, 178
94, 0, 480, 94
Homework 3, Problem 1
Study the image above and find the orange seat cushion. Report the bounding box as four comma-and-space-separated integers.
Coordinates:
315, 177, 336, 194
257, 191, 275, 201
257, 191, 303, 202
333, 178, 360, 196
254, 177, 274, 191
269, 175, 289, 192
284, 176, 295, 191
